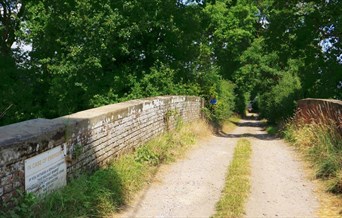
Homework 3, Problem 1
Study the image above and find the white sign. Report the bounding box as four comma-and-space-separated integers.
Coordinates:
25, 146, 66, 196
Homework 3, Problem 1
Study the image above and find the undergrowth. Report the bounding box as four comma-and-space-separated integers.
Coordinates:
265, 125, 278, 135
213, 138, 252, 218
2, 120, 211, 218
284, 118, 342, 194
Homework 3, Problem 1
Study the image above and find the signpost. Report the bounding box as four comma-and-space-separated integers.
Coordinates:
25, 146, 66, 196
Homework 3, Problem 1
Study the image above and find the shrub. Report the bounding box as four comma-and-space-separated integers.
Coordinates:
234, 90, 250, 116
217, 80, 236, 117
122, 64, 200, 101
207, 80, 235, 124
258, 71, 302, 123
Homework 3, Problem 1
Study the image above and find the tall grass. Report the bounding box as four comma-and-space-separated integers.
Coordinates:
284, 118, 342, 194
2, 120, 211, 218
213, 139, 252, 218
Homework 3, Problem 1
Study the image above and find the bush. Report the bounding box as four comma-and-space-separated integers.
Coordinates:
206, 80, 235, 124
234, 90, 250, 116
122, 64, 200, 101
214, 80, 235, 121
258, 71, 302, 123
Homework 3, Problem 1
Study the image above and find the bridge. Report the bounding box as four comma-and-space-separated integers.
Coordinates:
0, 96, 341, 216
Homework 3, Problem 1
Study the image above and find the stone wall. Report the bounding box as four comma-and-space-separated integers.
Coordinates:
0, 96, 203, 204
296, 98, 342, 134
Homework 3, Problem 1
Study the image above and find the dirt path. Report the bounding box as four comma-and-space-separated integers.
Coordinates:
118, 118, 319, 218
242, 119, 320, 217
118, 137, 236, 217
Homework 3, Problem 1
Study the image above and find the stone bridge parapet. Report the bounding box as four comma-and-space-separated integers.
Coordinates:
296, 98, 342, 134
0, 96, 203, 204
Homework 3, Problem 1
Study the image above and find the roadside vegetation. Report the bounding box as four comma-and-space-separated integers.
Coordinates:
1, 120, 211, 218
284, 118, 342, 215
284, 118, 342, 194
213, 139, 252, 218
202, 80, 236, 125
265, 125, 279, 136
221, 116, 241, 134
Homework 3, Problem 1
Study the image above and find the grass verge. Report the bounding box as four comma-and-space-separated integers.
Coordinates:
259, 118, 279, 136
284, 118, 342, 216
2, 120, 211, 218
221, 115, 241, 134
265, 125, 278, 135
213, 138, 252, 218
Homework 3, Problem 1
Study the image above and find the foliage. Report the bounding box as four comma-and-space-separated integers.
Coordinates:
0, 57, 36, 126
123, 63, 200, 101
0, 191, 36, 218
135, 145, 160, 166
265, 125, 278, 135
263, 0, 342, 100
234, 90, 250, 116
0, 0, 25, 55
232, 0, 341, 121
204, 0, 258, 79
213, 138, 252, 218
205, 79, 235, 124
0, 0, 209, 125
212, 80, 235, 123
1, 0, 341, 128
232, 37, 282, 115
258, 68, 302, 123
284, 119, 342, 194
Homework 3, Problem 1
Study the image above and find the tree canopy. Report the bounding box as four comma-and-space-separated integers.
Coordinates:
1, 0, 341, 125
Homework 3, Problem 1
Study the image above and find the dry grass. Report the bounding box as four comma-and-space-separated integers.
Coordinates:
316, 179, 342, 217
298, 152, 342, 217
189, 119, 213, 140
221, 115, 240, 133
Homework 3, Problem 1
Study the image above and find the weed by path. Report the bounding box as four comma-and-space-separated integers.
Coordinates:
212, 138, 252, 218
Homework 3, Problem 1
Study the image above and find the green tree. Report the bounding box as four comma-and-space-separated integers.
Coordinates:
23, 0, 207, 118
204, 0, 258, 79
264, 0, 342, 99
0, 0, 25, 55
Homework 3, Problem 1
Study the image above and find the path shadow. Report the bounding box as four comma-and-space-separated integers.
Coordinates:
215, 114, 277, 141
242, 112, 260, 120
217, 131, 277, 141
231, 121, 265, 128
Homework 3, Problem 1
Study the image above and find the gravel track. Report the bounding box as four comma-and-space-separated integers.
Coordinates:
243, 119, 320, 218
117, 118, 319, 218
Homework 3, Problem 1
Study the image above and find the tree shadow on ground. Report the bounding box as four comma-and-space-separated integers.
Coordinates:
217, 131, 277, 141
231, 121, 265, 128
215, 114, 277, 141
